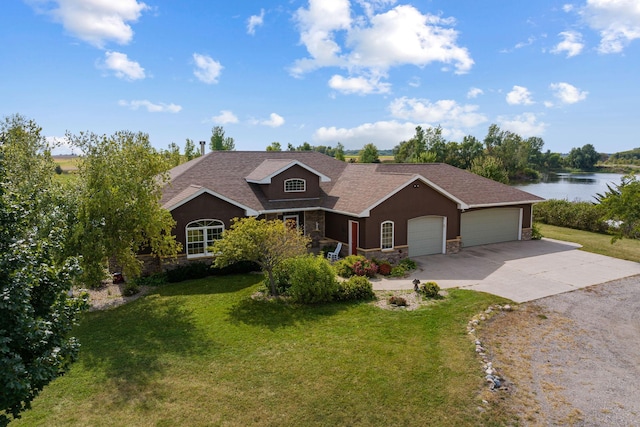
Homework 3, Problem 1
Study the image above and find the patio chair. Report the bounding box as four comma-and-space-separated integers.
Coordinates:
326, 242, 342, 262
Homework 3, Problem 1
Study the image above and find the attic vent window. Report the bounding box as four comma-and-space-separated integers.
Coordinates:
284, 178, 306, 193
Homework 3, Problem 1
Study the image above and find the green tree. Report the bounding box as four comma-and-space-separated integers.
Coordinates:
164, 142, 182, 167
0, 116, 88, 424
68, 131, 181, 286
458, 135, 484, 169
209, 126, 235, 151
334, 142, 346, 161
596, 174, 640, 240
212, 217, 310, 297
184, 138, 199, 161
358, 143, 380, 163
266, 142, 282, 151
470, 156, 509, 184
566, 144, 599, 170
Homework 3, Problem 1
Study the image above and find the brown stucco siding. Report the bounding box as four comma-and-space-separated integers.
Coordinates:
170, 193, 246, 253
324, 211, 354, 244
365, 180, 459, 249
262, 164, 321, 200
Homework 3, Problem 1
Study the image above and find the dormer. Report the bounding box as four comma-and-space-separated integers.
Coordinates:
245, 159, 330, 201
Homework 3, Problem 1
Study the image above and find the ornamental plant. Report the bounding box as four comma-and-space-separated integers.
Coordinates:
353, 259, 378, 278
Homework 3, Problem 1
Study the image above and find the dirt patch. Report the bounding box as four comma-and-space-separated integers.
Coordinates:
81, 282, 151, 311
373, 289, 447, 311
478, 275, 640, 426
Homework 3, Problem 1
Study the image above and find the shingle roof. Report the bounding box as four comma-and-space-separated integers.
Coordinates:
161, 151, 543, 216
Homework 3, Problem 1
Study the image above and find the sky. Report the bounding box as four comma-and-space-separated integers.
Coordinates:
2, 0, 640, 155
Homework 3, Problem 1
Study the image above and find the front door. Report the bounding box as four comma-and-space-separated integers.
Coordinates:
283, 214, 299, 230
348, 220, 359, 255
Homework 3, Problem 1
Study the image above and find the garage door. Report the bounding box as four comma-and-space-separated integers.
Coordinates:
461, 208, 521, 247
408, 216, 445, 257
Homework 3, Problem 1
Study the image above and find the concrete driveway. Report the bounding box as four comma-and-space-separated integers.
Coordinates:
372, 238, 640, 302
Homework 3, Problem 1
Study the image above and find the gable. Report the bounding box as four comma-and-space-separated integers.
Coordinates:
245, 159, 331, 184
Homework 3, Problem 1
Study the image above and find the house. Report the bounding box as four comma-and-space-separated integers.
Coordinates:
156, 151, 543, 269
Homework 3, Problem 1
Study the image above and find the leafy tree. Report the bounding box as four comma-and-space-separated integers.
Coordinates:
68, 131, 181, 286
470, 156, 509, 184
266, 142, 282, 151
393, 126, 446, 163
358, 143, 380, 163
184, 138, 199, 161
334, 142, 346, 161
458, 135, 484, 169
596, 174, 640, 240
209, 126, 235, 151
566, 144, 599, 170
164, 142, 182, 167
212, 217, 310, 297
0, 116, 88, 424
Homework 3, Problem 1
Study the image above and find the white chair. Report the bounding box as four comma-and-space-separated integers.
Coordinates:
326, 242, 342, 262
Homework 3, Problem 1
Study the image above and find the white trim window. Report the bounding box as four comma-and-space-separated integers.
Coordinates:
186, 219, 224, 258
381, 221, 394, 250
284, 178, 306, 193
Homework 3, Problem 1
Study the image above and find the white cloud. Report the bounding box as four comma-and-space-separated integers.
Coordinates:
313, 120, 416, 149
103, 51, 145, 80
29, 0, 149, 48
328, 74, 391, 94
497, 113, 547, 137
46, 136, 81, 155
291, 1, 473, 91
506, 85, 534, 105
551, 31, 584, 57
581, 0, 640, 53
193, 53, 223, 84
247, 9, 265, 35
389, 97, 487, 128
118, 100, 181, 113
467, 87, 484, 99
212, 110, 239, 124
258, 113, 285, 128
550, 82, 588, 104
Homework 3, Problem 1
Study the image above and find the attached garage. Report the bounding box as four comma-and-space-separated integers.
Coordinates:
407, 216, 446, 257
461, 208, 522, 247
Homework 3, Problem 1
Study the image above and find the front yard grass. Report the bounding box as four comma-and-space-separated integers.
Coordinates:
13, 275, 509, 426
538, 223, 640, 263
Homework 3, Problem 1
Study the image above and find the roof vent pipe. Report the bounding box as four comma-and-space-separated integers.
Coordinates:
199, 140, 206, 156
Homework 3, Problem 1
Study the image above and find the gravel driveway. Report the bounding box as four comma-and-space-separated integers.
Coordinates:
480, 275, 640, 426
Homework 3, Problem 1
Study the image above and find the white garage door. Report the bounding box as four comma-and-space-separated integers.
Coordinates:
461, 208, 521, 247
408, 216, 445, 257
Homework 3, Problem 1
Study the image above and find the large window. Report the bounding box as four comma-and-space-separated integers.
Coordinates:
186, 219, 224, 257
284, 178, 306, 193
381, 221, 394, 250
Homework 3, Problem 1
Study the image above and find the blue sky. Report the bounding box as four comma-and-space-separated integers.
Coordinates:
2, 0, 640, 155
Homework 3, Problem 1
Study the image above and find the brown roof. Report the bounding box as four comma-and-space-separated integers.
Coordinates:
161, 151, 543, 216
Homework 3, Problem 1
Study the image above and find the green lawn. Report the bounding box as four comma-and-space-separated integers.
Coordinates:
13, 276, 509, 426
538, 223, 640, 263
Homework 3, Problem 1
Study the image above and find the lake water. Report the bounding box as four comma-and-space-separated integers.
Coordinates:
512, 173, 625, 202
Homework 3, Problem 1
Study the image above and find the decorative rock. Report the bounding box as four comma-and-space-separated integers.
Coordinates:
503, 304, 512, 311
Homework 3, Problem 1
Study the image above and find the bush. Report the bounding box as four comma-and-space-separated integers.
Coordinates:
122, 282, 140, 296
420, 281, 440, 298
390, 266, 406, 277
531, 222, 543, 240
165, 262, 211, 282
333, 255, 367, 278
378, 262, 392, 276
275, 255, 338, 303
334, 276, 375, 301
388, 295, 407, 306
399, 258, 417, 271
533, 199, 608, 233
353, 259, 378, 278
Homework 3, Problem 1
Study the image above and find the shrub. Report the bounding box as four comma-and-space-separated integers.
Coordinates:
390, 266, 406, 277
399, 258, 417, 271
333, 255, 367, 278
531, 222, 543, 240
420, 281, 440, 298
335, 276, 375, 301
353, 259, 378, 278
388, 295, 407, 306
165, 262, 211, 282
533, 199, 608, 233
378, 262, 392, 276
122, 282, 140, 297
275, 255, 338, 303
